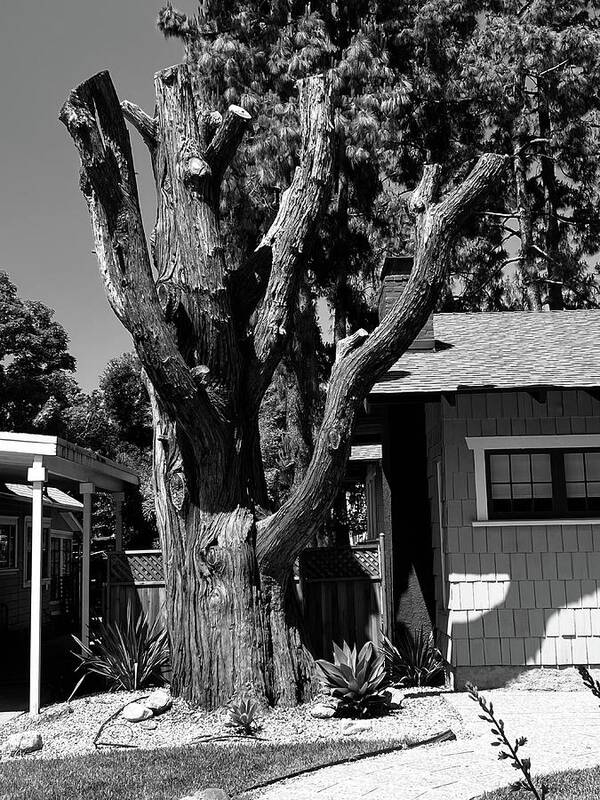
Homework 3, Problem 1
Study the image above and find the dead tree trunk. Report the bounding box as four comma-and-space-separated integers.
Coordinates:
60, 60, 506, 708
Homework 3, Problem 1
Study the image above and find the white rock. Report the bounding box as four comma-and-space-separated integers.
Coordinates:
387, 688, 404, 708
310, 703, 336, 719
341, 720, 372, 736
144, 688, 172, 714
122, 702, 153, 722
1, 732, 43, 755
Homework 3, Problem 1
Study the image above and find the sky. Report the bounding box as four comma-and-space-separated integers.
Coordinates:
0, 0, 199, 390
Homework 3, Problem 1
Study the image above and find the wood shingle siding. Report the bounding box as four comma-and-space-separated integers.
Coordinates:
435, 388, 600, 675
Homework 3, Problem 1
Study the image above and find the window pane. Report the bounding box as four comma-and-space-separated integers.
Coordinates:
511, 454, 531, 482
566, 481, 586, 497
586, 453, 600, 481
588, 482, 600, 498
491, 483, 511, 499
565, 453, 584, 481
513, 483, 533, 499
490, 454, 510, 483
531, 453, 552, 482
533, 483, 553, 498
0, 524, 15, 569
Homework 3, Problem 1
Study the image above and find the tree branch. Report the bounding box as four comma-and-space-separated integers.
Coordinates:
59, 70, 223, 448
247, 72, 335, 409
121, 100, 157, 150
257, 153, 508, 576
205, 105, 252, 180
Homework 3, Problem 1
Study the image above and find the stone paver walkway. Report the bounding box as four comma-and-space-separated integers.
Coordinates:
247, 690, 600, 800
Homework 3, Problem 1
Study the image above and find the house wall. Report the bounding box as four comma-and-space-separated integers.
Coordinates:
437, 388, 600, 687
0, 502, 74, 632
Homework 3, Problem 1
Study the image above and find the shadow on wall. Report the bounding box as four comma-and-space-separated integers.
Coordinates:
448, 538, 600, 688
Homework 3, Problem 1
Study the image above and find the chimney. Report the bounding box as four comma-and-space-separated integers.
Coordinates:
378, 255, 435, 351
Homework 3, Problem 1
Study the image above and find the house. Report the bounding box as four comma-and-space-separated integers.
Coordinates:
366, 256, 600, 688
0, 482, 83, 632
0, 433, 138, 713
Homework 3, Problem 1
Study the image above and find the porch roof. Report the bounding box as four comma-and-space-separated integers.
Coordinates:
0, 432, 139, 493
372, 310, 600, 396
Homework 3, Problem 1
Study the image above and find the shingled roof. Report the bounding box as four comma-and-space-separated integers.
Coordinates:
371, 310, 600, 396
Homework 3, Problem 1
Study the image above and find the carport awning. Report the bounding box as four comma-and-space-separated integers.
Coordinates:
0, 432, 139, 491
0, 432, 139, 718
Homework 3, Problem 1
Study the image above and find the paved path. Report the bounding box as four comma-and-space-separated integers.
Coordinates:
0, 712, 21, 727
248, 690, 600, 800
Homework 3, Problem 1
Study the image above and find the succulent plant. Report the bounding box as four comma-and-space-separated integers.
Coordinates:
315, 640, 389, 717
379, 627, 445, 688
226, 695, 259, 734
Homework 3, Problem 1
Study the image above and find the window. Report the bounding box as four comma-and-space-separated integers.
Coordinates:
24, 520, 50, 585
50, 535, 73, 602
0, 519, 17, 570
487, 449, 600, 519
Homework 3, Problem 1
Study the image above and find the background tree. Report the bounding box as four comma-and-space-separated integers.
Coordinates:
0, 272, 79, 434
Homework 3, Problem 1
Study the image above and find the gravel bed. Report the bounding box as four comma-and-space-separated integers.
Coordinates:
0, 689, 462, 762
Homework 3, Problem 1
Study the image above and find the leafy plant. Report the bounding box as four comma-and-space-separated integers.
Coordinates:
71, 604, 170, 691
577, 665, 600, 704
466, 683, 548, 800
379, 627, 445, 688
226, 695, 260, 735
315, 641, 389, 717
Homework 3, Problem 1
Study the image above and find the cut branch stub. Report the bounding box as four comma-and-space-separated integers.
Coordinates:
247, 71, 335, 410
59, 70, 225, 452
205, 105, 252, 180
121, 100, 158, 150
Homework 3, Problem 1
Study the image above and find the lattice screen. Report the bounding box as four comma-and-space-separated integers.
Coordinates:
108, 551, 164, 584
299, 546, 380, 581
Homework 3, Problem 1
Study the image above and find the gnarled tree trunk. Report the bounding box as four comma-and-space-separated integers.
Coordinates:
60, 57, 506, 708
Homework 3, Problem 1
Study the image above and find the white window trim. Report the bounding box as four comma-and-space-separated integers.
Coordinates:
465, 434, 600, 524
23, 516, 52, 588
0, 516, 19, 572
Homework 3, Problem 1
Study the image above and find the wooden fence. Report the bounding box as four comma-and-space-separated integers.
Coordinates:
104, 541, 387, 660
104, 550, 166, 628
297, 541, 385, 660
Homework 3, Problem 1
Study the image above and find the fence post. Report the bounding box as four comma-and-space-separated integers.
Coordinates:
378, 533, 387, 642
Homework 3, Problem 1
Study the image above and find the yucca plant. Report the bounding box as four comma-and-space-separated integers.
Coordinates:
315, 640, 389, 717
226, 695, 259, 735
380, 627, 445, 687
71, 604, 170, 691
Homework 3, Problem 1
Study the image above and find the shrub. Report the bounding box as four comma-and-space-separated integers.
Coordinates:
226, 695, 260, 735
315, 640, 389, 717
71, 604, 170, 691
379, 627, 445, 687
466, 683, 548, 800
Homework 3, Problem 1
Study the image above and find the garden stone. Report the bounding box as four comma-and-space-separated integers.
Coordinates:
144, 688, 172, 715
387, 688, 404, 708
122, 702, 153, 722
341, 720, 372, 736
310, 703, 336, 719
1, 731, 43, 755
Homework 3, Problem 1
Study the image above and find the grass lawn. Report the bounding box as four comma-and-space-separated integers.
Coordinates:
479, 766, 600, 799
0, 737, 407, 799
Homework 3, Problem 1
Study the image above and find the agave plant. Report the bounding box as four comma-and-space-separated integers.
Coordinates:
226, 695, 260, 734
71, 604, 170, 691
379, 627, 445, 688
315, 640, 389, 717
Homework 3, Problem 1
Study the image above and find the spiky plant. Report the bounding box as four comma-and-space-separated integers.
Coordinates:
71, 604, 170, 691
466, 683, 548, 800
226, 695, 259, 735
380, 627, 445, 688
315, 640, 389, 717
